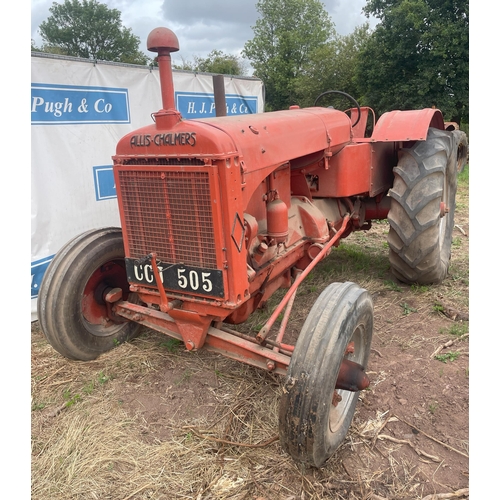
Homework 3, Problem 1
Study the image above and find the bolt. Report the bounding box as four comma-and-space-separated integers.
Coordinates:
185, 340, 195, 351
257, 242, 268, 254
345, 341, 355, 355
332, 390, 343, 407
439, 201, 449, 217
266, 359, 276, 371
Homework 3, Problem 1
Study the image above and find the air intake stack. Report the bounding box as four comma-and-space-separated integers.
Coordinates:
147, 27, 181, 127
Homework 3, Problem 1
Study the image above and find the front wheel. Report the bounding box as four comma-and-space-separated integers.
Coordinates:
37, 228, 142, 360
279, 282, 373, 468
387, 128, 458, 285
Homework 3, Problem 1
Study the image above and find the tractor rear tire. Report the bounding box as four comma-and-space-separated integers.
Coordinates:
278, 282, 373, 468
37, 228, 142, 360
452, 130, 468, 174
387, 128, 457, 285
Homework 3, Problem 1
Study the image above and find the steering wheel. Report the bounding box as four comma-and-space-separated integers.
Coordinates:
314, 90, 361, 127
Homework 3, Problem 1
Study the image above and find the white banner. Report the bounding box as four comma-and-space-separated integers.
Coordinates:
31, 54, 264, 320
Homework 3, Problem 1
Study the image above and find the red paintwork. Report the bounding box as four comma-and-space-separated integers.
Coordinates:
369, 108, 445, 142
336, 358, 370, 391
109, 27, 446, 383
82, 259, 130, 326
147, 27, 179, 111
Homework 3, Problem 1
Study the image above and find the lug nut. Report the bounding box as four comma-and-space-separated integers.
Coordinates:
266, 359, 276, 371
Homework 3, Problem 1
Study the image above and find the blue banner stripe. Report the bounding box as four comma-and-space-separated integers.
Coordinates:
31, 256, 54, 299
31, 83, 130, 124
93, 165, 117, 201
175, 91, 258, 118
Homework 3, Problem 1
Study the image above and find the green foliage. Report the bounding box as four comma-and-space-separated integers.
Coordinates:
97, 371, 110, 384
174, 50, 246, 76
63, 389, 82, 407
458, 164, 469, 185
433, 303, 444, 313
400, 302, 417, 315
384, 280, 402, 292
83, 380, 95, 394
440, 322, 468, 337
313, 240, 389, 280
295, 24, 372, 107
31, 401, 46, 411
356, 0, 469, 125
243, 0, 335, 110
38, 0, 150, 64
160, 338, 183, 353
435, 351, 460, 363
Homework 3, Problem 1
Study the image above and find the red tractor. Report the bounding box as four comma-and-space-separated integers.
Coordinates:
38, 28, 467, 467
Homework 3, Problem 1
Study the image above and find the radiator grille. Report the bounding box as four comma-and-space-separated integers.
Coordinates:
118, 169, 218, 269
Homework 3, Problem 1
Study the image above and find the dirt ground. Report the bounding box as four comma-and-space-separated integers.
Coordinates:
31, 173, 469, 499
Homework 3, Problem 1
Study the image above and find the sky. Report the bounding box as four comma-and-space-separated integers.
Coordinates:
31, 0, 378, 68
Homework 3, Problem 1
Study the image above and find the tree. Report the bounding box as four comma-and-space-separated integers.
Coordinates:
38, 0, 150, 65
356, 0, 468, 124
174, 50, 247, 75
295, 24, 372, 107
243, 0, 335, 111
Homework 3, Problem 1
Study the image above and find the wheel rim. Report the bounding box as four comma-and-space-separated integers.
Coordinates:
329, 324, 366, 434
81, 258, 129, 336
457, 144, 466, 172
438, 200, 447, 251
438, 161, 453, 252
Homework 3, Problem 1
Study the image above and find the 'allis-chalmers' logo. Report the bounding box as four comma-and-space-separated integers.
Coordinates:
130, 132, 196, 147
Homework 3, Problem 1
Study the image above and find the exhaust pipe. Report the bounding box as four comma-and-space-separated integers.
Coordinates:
212, 74, 227, 117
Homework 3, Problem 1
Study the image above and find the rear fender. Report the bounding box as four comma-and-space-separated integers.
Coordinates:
370, 108, 445, 142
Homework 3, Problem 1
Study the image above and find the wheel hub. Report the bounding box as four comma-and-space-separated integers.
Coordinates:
82, 260, 129, 327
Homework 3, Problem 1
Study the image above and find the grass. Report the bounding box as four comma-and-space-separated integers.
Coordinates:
314, 240, 390, 280
435, 352, 460, 363
384, 280, 402, 292
62, 389, 81, 407
31, 160, 469, 500
159, 338, 183, 353
98, 371, 111, 384
400, 302, 418, 315
458, 164, 469, 185
433, 303, 444, 313
428, 401, 439, 414
440, 322, 469, 337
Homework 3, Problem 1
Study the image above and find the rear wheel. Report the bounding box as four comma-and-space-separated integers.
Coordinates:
452, 130, 468, 174
37, 228, 142, 360
387, 128, 457, 284
279, 282, 373, 468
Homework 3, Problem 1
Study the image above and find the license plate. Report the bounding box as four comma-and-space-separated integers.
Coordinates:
125, 258, 224, 298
